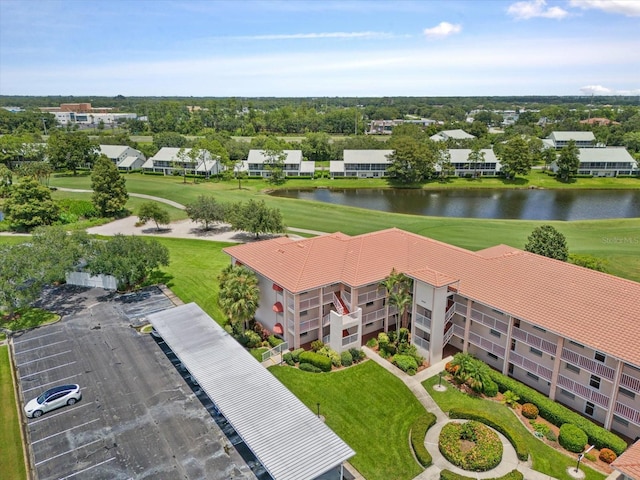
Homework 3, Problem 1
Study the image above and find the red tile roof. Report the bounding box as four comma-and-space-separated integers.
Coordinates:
224, 228, 640, 366
612, 440, 640, 479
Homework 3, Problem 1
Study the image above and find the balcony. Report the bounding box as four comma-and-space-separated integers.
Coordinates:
561, 348, 615, 381
510, 352, 553, 380
469, 307, 508, 333
300, 317, 320, 333
512, 327, 557, 355
443, 322, 454, 347
445, 303, 455, 322
614, 402, 640, 426
557, 375, 610, 408
414, 313, 431, 332
468, 330, 506, 358
358, 288, 385, 305
620, 373, 640, 394
363, 307, 386, 325
342, 333, 359, 348
414, 335, 429, 352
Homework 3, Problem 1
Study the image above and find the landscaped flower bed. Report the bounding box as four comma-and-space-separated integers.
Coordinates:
439, 421, 503, 471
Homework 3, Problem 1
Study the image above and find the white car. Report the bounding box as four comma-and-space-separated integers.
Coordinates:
24, 384, 82, 418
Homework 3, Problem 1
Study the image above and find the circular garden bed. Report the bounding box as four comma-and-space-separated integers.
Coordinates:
439, 421, 503, 471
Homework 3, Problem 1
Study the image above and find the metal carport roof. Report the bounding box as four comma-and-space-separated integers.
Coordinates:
148, 303, 354, 480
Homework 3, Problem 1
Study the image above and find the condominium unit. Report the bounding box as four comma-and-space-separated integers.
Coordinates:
224, 228, 640, 441
430, 129, 476, 142
142, 147, 221, 176
560, 147, 638, 177
330, 150, 393, 178
447, 148, 501, 176
237, 150, 314, 177
547, 131, 596, 149
99, 145, 146, 171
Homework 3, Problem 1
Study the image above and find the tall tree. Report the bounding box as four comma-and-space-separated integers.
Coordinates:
387, 136, 436, 183
137, 202, 170, 231
47, 132, 98, 175
227, 199, 285, 238
17, 161, 53, 185
524, 225, 569, 261
185, 195, 227, 230
555, 140, 580, 182
467, 144, 486, 178
497, 136, 532, 179
0, 244, 42, 319
4, 178, 59, 231
263, 148, 287, 185
379, 268, 400, 332
218, 265, 260, 332
91, 155, 129, 217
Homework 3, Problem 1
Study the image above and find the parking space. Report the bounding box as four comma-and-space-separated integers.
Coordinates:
12, 286, 257, 480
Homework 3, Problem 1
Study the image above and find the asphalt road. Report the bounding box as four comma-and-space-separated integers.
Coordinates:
12, 285, 257, 480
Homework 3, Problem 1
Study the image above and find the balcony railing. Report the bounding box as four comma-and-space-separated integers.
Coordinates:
452, 324, 465, 338
443, 323, 455, 347
358, 288, 385, 305
509, 352, 553, 380
614, 402, 640, 425
414, 335, 429, 352
414, 313, 431, 332
299, 295, 320, 311
620, 373, 640, 394
342, 333, 359, 347
454, 301, 467, 315
299, 317, 320, 333
363, 307, 386, 325
323, 314, 330, 327
512, 327, 557, 355
342, 291, 352, 310
469, 307, 508, 333
561, 349, 615, 381
445, 304, 455, 322
557, 375, 610, 408
323, 334, 330, 344
468, 331, 506, 358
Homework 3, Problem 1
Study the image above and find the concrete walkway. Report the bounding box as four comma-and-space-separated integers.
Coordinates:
361, 347, 558, 480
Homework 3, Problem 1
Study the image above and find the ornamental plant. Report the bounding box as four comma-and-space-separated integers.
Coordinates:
599, 448, 617, 464
521, 403, 539, 419
438, 421, 503, 471
558, 424, 588, 453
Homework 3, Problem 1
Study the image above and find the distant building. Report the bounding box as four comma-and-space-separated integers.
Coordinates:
580, 118, 620, 126
142, 147, 222, 176
39, 103, 136, 127
430, 129, 476, 142
237, 150, 314, 178
367, 118, 437, 135
99, 145, 146, 171
330, 150, 393, 178
447, 148, 501, 177
547, 131, 596, 149
551, 147, 638, 177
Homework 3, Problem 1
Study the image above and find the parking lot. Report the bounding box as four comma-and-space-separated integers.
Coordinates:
12, 285, 257, 480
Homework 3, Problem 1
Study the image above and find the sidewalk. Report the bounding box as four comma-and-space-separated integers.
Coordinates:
361, 347, 558, 480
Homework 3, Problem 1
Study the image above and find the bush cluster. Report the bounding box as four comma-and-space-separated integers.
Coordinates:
366, 338, 378, 348
340, 350, 353, 367
483, 379, 499, 397
299, 351, 331, 372
521, 403, 539, 419
349, 348, 366, 363
410, 413, 437, 467
299, 363, 322, 373
558, 424, 588, 453
267, 335, 284, 348
317, 346, 341, 367
440, 469, 523, 480
241, 330, 262, 348
488, 369, 627, 455
57, 198, 99, 218
438, 421, 503, 471
599, 448, 617, 464
393, 354, 418, 375
449, 408, 529, 461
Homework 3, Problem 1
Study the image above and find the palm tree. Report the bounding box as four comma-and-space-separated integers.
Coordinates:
379, 268, 400, 332
389, 290, 412, 333
218, 265, 260, 332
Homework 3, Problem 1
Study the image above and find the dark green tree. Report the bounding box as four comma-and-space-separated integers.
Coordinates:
91, 155, 129, 217
4, 179, 59, 231
467, 144, 486, 178
555, 140, 580, 181
0, 243, 42, 319
46, 132, 98, 174
152, 131, 187, 148
137, 202, 171, 231
497, 136, 532, 179
263, 148, 287, 185
387, 136, 436, 183
217, 265, 260, 332
300, 132, 332, 162
524, 225, 569, 261
185, 195, 227, 230
227, 199, 286, 238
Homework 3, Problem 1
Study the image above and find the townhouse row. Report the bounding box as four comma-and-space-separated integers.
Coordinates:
224, 228, 640, 441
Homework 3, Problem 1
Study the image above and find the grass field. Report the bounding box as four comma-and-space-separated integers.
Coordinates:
47, 173, 640, 282
0, 346, 26, 480
422, 375, 605, 480
270, 361, 425, 480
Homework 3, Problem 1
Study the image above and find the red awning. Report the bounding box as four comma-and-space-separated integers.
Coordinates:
235, 261, 243, 267
273, 323, 284, 335
272, 302, 283, 313
342, 329, 349, 337
272, 283, 283, 292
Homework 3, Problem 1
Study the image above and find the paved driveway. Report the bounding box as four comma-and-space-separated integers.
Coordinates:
12, 286, 257, 480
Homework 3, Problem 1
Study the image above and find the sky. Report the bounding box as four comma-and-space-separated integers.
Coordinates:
0, 0, 639, 97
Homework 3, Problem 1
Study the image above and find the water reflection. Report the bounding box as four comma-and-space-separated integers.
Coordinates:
271, 188, 640, 221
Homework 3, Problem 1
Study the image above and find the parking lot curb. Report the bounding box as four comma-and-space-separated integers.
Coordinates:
158, 284, 184, 306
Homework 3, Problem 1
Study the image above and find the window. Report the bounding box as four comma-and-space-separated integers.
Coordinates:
508, 363, 514, 374
490, 329, 501, 338
560, 389, 575, 400
594, 351, 606, 363
589, 375, 601, 390
530, 347, 543, 357
619, 387, 635, 399
585, 402, 595, 416
487, 353, 498, 360
511, 339, 516, 351
513, 319, 520, 328
300, 311, 308, 317
527, 372, 539, 381
366, 301, 374, 307
565, 363, 580, 374
613, 415, 629, 427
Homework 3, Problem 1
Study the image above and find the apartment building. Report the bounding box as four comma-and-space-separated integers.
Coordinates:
558, 147, 638, 177
447, 148, 501, 176
330, 150, 393, 178
430, 129, 476, 142
142, 147, 221, 176
99, 145, 146, 171
224, 228, 640, 441
547, 131, 596, 149
237, 150, 314, 177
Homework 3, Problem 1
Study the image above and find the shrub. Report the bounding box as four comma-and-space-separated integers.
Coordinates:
545, 430, 557, 442
282, 352, 294, 366
241, 330, 262, 348
310, 340, 324, 352
449, 408, 529, 461
317, 346, 341, 367
585, 453, 597, 462
377, 332, 389, 351
267, 335, 284, 348
502, 390, 520, 408
483, 379, 498, 398
57, 198, 99, 218
439, 421, 503, 471
349, 348, 365, 362
599, 448, 617, 464
366, 338, 378, 348
299, 351, 331, 372
488, 369, 627, 455
340, 350, 353, 367
299, 363, 322, 373
291, 348, 305, 363
530, 421, 550, 436
440, 470, 523, 480
559, 424, 588, 453
521, 403, 539, 419
393, 354, 418, 375
410, 413, 437, 467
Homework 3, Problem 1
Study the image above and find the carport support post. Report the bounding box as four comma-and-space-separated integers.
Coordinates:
317, 403, 320, 418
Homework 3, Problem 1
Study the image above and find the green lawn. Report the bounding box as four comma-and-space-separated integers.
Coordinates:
0, 346, 26, 480
270, 361, 425, 480
422, 375, 605, 480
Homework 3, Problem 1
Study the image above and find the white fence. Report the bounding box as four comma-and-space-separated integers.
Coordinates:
65, 272, 117, 290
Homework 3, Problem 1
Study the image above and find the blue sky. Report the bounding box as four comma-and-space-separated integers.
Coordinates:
0, 0, 638, 97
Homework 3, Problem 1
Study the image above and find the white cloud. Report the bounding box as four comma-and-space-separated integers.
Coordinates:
423, 22, 462, 38
580, 85, 640, 95
507, 0, 569, 19
569, 0, 640, 17
232, 31, 394, 40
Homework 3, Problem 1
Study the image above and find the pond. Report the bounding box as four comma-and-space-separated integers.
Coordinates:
270, 188, 640, 220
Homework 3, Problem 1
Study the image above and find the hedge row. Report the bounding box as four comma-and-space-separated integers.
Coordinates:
299, 351, 331, 372
410, 413, 437, 468
487, 370, 627, 455
448, 408, 529, 461
559, 424, 588, 453
440, 469, 523, 480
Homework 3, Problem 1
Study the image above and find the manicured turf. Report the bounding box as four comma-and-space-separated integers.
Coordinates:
422, 375, 605, 480
270, 360, 425, 480
0, 346, 27, 480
